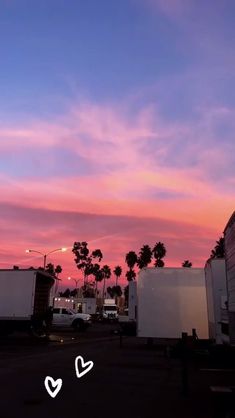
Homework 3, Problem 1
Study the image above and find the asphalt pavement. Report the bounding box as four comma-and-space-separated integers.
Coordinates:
0, 324, 234, 418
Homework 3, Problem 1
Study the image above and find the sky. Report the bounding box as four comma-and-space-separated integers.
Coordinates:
0, 0, 235, 289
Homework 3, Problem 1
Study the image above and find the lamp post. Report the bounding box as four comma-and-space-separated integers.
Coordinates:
25, 247, 67, 269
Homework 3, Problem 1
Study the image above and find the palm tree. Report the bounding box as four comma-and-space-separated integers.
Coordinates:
152, 242, 166, 267
101, 265, 111, 299
93, 264, 103, 295
125, 251, 138, 284
125, 269, 136, 281
45, 263, 55, 275
107, 285, 122, 301
210, 237, 225, 259
182, 260, 192, 268
91, 249, 103, 262
137, 245, 152, 269
72, 241, 103, 286
113, 265, 122, 287
124, 285, 129, 305
55, 265, 62, 275
54, 264, 62, 294
125, 251, 138, 269
106, 286, 115, 298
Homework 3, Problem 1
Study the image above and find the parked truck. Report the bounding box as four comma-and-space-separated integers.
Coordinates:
102, 298, 118, 320
0, 269, 54, 336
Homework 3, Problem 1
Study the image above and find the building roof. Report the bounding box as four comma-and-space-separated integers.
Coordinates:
224, 211, 235, 233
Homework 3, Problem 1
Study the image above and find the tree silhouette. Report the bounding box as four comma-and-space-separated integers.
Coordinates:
54, 265, 62, 294
125, 251, 138, 283
125, 269, 136, 281
137, 245, 152, 269
113, 265, 122, 286
59, 288, 71, 298
106, 285, 122, 299
124, 285, 129, 304
106, 286, 115, 298
70, 288, 78, 297
13, 265, 19, 270
45, 263, 55, 275
72, 241, 103, 287
101, 265, 111, 299
125, 251, 138, 269
210, 237, 225, 259
182, 260, 192, 267
93, 264, 104, 295
55, 265, 62, 275
83, 283, 95, 298
152, 242, 166, 267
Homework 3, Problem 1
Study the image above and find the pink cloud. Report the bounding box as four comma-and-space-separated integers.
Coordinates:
0, 202, 222, 288
0, 98, 234, 289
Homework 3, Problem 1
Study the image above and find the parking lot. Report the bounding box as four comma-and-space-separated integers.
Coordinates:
0, 323, 234, 418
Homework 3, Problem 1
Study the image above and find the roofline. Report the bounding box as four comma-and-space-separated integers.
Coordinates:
224, 211, 235, 233
0, 269, 55, 279
204, 257, 225, 268
138, 267, 204, 271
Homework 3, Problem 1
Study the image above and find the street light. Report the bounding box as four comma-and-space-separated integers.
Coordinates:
25, 247, 67, 269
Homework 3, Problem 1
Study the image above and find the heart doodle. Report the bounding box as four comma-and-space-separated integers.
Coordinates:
75, 355, 94, 378
44, 376, 62, 398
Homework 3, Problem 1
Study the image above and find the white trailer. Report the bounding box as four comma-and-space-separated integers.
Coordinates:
0, 269, 54, 335
75, 297, 97, 314
224, 211, 235, 344
137, 267, 208, 339
204, 258, 228, 344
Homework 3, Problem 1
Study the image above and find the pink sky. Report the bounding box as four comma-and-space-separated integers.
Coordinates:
0, 0, 234, 290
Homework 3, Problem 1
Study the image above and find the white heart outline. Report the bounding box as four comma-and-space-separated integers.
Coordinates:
75, 355, 94, 378
44, 376, 63, 398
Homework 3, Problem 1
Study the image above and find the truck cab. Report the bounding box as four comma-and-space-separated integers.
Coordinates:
102, 299, 118, 320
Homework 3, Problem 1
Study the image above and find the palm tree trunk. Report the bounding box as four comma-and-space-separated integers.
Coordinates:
102, 278, 106, 301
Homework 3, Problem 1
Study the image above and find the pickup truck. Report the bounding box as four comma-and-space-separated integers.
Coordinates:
52, 308, 91, 331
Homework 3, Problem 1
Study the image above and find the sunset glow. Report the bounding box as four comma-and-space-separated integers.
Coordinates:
0, 0, 234, 288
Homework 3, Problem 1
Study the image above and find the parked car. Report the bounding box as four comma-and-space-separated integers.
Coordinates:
52, 308, 91, 331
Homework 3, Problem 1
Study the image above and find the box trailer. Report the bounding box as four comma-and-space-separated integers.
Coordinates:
204, 258, 228, 344
224, 211, 235, 344
137, 267, 208, 339
0, 269, 54, 335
